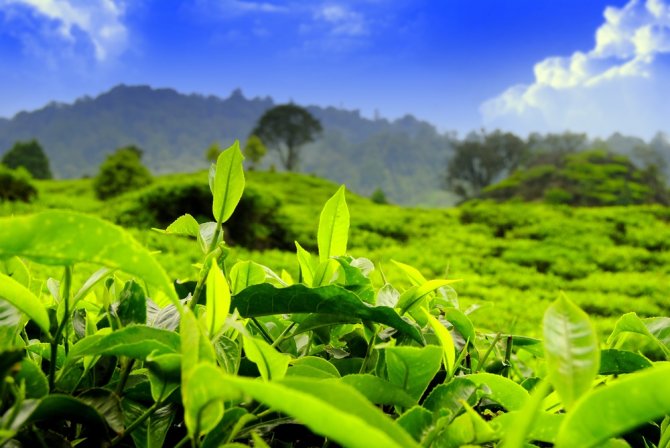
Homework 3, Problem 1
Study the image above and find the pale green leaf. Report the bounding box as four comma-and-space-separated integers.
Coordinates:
543, 295, 599, 410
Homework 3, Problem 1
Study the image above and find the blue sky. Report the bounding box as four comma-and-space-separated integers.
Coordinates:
1, 0, 668, 138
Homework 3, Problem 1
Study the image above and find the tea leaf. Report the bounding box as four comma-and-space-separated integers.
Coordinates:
608, 313, 670, 358
0, 211, 178, 307
556, 364, 670, 448
335, 374, 417, 408
423, 308, 456, 375
295, 241, 315, 286
466, 373, 529, 411
122, 401, 175, 448
543, 295, 599, 410
317, 185, 349, 262
211, 141, 245, 224
206, 263, 230, 336
229, 260, 266, 295
0, 272, 49, 333
161, 214, 200, 237
232, 283, 423, 343
242, 334, 291, 381
227, 375, 420, 448
599, 349, 652, 375
385, 345, 442, 401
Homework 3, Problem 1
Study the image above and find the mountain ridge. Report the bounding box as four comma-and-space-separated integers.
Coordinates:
0, 84, 455, 205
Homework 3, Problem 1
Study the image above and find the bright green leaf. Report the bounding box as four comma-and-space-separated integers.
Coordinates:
556, 364, 670, 448
465, 373, 530, 411
317, 185, 349, 262
0, 211, 178, 307
229, 261, 266, 295
242, 334, 291, 381
211, 141, 245, 224
206, 263, 230, 336
0, 272, 49, 333
423, 308, 456, 375
295, 241, 315, 286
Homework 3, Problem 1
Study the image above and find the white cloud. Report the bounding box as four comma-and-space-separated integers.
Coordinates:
0, 0, 128, 61
481, 0, 670, 138
314, 4, 368, 36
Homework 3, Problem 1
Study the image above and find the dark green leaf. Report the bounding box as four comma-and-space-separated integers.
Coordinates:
14, 359, 48, 398
422, 378, 481, 421
385, 345, 442, 402
335, 374, 416, 408
78, 388, 124, 434
397, 406, 434, 443
232, 283, 423, 344
122, 400, 175, 448
67, 326, 180, 364
116, 281, 148, 327
201, 407, 251, 448
214, 334, 241, 375
599, 349, 652, 375
335, 256, 374, 304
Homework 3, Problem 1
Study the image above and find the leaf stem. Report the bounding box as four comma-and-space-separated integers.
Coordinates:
115, 358, 135, 395
271, 322, 296, 348
190, 240, 224, 311
477, 333, 502, 373
251, 317, 274, 344
49, 265, 72, 392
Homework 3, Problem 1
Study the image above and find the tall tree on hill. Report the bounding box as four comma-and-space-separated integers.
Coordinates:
251, 104, 322, 171
446, 130, 528, 198
1, 139, 53, 179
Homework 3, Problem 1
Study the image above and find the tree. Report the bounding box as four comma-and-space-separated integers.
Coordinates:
446, 130, 528, 198
204, 142, 222, 164
93, 145, 153, 200
251, 104, 322, 171
1, 139, 53, 179
243, 135, 267, 170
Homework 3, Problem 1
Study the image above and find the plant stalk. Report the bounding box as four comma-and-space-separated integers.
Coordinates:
110, 400, 162, 447
49, 265, 72, 392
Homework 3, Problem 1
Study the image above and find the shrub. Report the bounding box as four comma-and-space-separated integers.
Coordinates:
116, 181, 293, 250
0, 165, 37, 202
93, 146, 153, 200
1, 139, 52, 179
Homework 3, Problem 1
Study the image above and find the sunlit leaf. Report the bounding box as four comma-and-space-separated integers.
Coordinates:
317, 185, 349, 262
211, 141, 245, 224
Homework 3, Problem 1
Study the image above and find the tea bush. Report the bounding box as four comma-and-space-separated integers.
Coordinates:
0, 165, 37, 202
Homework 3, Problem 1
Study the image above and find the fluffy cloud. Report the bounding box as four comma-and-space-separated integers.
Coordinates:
481, 0, 670, 138
0, 0, 128, 61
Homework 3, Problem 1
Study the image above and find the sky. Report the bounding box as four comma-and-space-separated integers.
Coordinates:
0, 0, 668, 139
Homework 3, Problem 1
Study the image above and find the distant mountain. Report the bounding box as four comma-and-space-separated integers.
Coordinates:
0, 85, 456, 205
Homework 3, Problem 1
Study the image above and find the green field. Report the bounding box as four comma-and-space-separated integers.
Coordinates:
4, 169, 669, 338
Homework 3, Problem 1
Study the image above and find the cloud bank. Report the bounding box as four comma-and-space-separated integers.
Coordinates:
0, 0, 128, 62
481, 0, 670, 138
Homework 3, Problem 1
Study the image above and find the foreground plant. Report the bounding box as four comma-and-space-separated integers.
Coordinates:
1, 141, 670, 447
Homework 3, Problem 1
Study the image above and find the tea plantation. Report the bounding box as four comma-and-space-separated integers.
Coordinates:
1, 145, 670, 447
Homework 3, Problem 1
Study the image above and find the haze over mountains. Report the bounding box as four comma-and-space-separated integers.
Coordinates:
0, 84, 668, 206
0, 85, 456, 205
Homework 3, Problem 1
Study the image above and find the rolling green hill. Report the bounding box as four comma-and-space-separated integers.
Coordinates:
2, 170, 669, 338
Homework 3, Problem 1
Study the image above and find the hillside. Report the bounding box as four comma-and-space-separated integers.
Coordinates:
2, 171, 670, 337
0, 85, 455, 205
